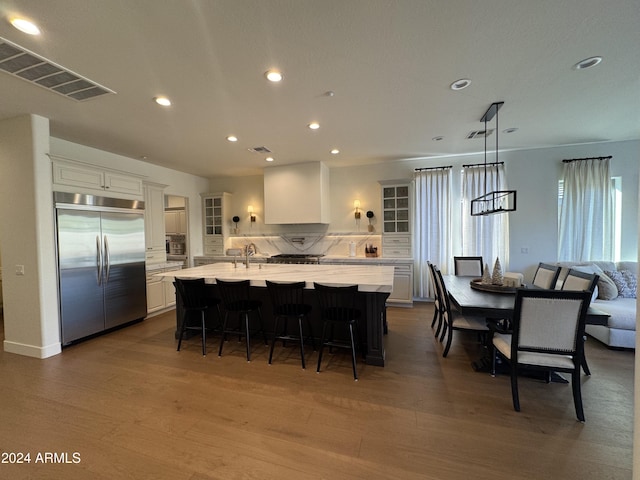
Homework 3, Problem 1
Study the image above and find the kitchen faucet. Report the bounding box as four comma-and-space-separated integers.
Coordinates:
245, 243, 257, 268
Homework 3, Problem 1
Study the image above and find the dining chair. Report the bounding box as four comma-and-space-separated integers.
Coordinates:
314, 282, 364, 380
266, 280, 315, 369
216, 278, 268, 362
433, 267, 489, 357
491, 289, 592, 422
453, 256, 484, 276
428, 263, 445, 337
531, 262, 561, 289
175, 277, 222, 356
559, 268, 600, 376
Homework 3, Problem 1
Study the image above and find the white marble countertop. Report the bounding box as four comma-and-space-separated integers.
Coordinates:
146, 261, 184, 272
320, 256, 413, 264
193, 255, 413, 265
154, 262, 395, 293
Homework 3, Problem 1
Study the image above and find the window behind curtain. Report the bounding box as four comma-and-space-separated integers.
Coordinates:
460, 164, 510, 270
558, 174, 620, 261
557, 158, 614, 262
413, 168, 451, 297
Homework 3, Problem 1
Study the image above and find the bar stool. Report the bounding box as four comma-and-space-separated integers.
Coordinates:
216, 278, 268, 362
266, 280, 315, 369
314, 282, 364, 380
175, 278, 222, 356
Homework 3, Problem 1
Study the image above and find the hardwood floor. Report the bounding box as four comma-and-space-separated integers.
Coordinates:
0, 303, 633, 479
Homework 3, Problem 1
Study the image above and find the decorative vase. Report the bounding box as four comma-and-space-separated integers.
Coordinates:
492, 257, 504, 285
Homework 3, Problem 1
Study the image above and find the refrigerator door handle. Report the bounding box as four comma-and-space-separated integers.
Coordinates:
96, 235, 103, 286
104, 235, 111, 284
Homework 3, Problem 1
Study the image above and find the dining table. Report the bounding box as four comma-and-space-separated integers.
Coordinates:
441, 274, 610, 377
442, 274, 610, 325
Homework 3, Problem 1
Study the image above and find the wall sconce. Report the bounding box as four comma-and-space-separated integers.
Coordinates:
247, 205, 256, 223
353, 200, 361, 219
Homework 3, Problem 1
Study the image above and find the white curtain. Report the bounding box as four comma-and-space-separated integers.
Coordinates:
461, 164, 510, 270
413, 168, 451, 299
558, 158, 613, 261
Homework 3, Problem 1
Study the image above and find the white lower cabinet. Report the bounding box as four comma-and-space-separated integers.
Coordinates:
320, 259, 413, 307
388, 263, 413, 306
146, 265, 182, 315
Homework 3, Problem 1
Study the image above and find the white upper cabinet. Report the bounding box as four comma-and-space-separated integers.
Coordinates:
264, 162, 330, 224
52, 157, 143, 197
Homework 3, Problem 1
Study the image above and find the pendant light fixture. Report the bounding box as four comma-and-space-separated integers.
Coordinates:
470, 101, 517, 216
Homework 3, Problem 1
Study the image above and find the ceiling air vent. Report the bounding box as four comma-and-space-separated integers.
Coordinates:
248, 146, 272, 154
0, 36, 115, 101
466, 129, 494, 139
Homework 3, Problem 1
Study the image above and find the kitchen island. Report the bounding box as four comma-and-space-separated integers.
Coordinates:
155, 263, 394, 366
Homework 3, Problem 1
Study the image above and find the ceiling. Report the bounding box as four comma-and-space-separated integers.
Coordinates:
0, 0, 638, 177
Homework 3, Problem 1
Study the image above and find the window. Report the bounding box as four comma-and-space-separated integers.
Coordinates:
558, 177, 620, 260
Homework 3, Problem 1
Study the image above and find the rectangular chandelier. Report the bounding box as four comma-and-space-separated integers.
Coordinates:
471, 190, 517, 216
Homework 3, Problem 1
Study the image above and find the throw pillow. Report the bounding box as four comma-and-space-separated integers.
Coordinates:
572, 264, 618, 300
605, 270, 637, 298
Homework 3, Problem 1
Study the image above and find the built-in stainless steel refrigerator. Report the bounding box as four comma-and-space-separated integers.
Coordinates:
54, 192, 147, 345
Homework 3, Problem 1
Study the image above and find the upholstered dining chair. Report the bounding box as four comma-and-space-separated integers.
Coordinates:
491, 289, 592, 422
559, 268, 600, 376
453, 256, 484, 277
531, 262, 561, 289
433, 267, 489, 357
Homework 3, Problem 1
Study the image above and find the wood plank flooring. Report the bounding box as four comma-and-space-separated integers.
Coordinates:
0, 303, 633, 479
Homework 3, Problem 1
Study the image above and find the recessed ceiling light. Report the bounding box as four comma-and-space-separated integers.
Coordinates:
573, 56, 602, 70
330, 149, 340, 154
265, 157, 274, 162
308, 122, 320, 130
265, 69, 283, 82
226, 135, 238, 142
503, 127, 519, 134
154, 96, 171, 106
10, 17, 41, 35
432, 136, 444, 141
450, 78, 471, 91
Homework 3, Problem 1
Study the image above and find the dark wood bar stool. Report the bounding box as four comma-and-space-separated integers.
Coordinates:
175, 278, 222, 356
266, 280, 315, 369
216, 278, 268, 362
314, 282, 364, 380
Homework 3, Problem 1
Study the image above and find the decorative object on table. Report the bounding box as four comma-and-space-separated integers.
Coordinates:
482, 263, 491, 284
492, 257, 504, 285
366, 210, 375, 232
232, 215, 240, 234
470, 278, 518, 293
365, 244, 378, 257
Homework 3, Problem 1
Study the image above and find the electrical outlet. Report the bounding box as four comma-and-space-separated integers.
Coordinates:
15, 265, 25, 275
520, 247, 529, 254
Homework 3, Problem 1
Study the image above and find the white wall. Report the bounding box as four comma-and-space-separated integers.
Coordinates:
209, 140, 639, 281
0, 115, 60, 358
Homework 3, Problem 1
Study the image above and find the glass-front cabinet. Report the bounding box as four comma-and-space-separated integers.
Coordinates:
204, 196, 223, 235
383, 185, 410, 233
379, 181, 412, 258
201, 192, 231, 256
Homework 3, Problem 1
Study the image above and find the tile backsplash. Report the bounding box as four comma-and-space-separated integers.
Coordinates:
228, 233, 381, 257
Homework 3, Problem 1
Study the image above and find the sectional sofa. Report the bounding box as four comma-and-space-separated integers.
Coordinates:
555, 261, 637, 349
